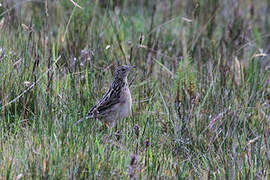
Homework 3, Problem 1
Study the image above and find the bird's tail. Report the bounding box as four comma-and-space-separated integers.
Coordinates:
73, 113, 93, 126
73, 117, 86, 126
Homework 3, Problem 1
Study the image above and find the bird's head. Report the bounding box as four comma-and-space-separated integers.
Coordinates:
114, 65, 136, 80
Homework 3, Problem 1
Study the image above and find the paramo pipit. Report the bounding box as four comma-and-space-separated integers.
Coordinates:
75, 65, 136, 126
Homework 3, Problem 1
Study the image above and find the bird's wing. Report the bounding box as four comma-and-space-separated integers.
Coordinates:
88, 83, 122, 117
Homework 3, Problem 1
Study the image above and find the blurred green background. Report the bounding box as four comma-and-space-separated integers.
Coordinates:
0, 0, 269, 179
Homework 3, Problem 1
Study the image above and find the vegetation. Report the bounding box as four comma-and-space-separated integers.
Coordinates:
0, 0, 269, 179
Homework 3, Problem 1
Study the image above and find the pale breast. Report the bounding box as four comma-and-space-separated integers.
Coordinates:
118, 86, 132, 119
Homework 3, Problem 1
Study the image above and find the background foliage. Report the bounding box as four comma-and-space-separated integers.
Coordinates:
0, 0, 270, 179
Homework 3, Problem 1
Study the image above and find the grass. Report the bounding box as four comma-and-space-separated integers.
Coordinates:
0, 0, 270, 179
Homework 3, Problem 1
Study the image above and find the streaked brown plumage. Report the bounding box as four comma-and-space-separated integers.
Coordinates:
75, 65, 135, 126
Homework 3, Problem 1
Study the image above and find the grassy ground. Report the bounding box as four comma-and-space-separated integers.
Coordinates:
0, 0, 270, 179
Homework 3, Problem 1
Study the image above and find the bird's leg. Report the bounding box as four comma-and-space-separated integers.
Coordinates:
104, 121, 110, 129
109, 121, 115, 137
103, 121, 115, 143
114, 121, 118, 132
114, 122, 121, 141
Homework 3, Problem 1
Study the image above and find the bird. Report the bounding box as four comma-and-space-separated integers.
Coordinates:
74, 65, 136, 127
